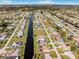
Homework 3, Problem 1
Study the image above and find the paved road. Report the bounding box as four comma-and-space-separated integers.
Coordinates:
0, 12, 26, 55
37, 12, 61, 59
45, 12, 79, 36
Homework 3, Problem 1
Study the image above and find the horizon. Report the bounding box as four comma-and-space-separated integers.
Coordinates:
0, 0, 79, 5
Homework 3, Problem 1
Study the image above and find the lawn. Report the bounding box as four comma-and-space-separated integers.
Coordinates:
57, 48, 64, 53
61, 55, 69, 59
50, 51, 57, 58
46, 38, 50, 43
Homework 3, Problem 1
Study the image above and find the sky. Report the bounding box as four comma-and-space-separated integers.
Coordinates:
0, 0, 79, 5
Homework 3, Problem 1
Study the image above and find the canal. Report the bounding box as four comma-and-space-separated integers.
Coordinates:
24, 13, 34, 59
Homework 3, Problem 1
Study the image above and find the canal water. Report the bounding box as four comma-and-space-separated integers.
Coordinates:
24, 13, 34, 59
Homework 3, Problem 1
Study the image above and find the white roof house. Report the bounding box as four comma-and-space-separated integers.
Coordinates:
7, 26, 14, 29
38, 36, 45, 41
0, 27, 3, 30
2, 49, 20, 59
11, 42, 17, 47
63, 51, 75, 59
38, 36, 45, 46
44, 53, 52, 59
17, 31, 23, 38
0, 33, 6, 40
6, 56, 19, 59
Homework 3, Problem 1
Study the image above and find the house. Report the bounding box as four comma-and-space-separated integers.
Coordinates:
38, 36, 45, 46
59, 39, 64, 44
11, 42, 23, 48
0, 27, 3, 30
63, 51, 75, 59
11, 23, 16, 28
44, 53, 52, 59
53, 21, 62, 28
76, 44, 79, 48
17, 31, 23, 38
2, 49, 20, 59
61, 44, 71, 51
5, 56, 20, 59
7, 26, 14, 29
73, 36, 79, 42
51, 31, 61, 40
42, 44, 49, 53
0, 33, 6, 40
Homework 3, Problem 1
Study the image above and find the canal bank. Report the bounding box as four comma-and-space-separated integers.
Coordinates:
24, 13, 34, 59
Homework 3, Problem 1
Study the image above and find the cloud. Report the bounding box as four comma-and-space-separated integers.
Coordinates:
0, 0, 54, 5
0, 0, 12, 4
38, 0, 54, 4
0, 0, 79, 5
0, 0, 32, 5
15, 0, 54, 4
55, 2, 79, 5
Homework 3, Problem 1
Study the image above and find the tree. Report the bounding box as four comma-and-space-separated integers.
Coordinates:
0, 20, 8, 27
71, 45, 76, 51
76, 48, 79, 54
